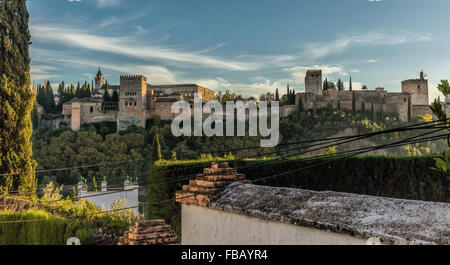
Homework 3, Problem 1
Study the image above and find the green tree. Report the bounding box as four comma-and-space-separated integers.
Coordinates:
323, 78, 328, 90
275, 88, 280, 101
430, 80, 450, 178
111, 90, 119, 102
352, 92, 356, 113
92, 176, 97, 192
104, 81, 110, 101
371, 101, 376, 121
349, 77, 353, 91
408, 98, 412, 122
337, 79, 344, 91
298, 97, 304, 112
437, 79, 450, 95
0, 0, 36, 195
72, 186, 77, 201
44, 81, 55, 112
151, 134, 162, 162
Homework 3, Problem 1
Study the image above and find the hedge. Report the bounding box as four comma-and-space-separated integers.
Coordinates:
236, 156, 448, 203
0, 209, 67, 245
146, 156, 449, 236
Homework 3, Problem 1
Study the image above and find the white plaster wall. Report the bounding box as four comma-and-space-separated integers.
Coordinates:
182, 204, 369, 245
79, 189, 139, 213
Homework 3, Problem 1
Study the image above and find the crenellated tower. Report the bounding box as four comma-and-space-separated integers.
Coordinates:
117, 75, 148, 131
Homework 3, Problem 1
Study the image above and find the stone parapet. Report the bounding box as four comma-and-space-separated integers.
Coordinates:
176, 162, 247, 207
117, 219, 179, 245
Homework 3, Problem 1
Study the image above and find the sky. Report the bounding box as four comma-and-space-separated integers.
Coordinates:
28, 0, 450, 101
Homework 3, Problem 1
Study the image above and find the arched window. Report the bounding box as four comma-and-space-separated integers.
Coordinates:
90, 107, 93, 113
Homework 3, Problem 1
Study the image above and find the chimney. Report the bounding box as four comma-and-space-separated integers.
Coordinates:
118, 219, 179, 245
176, 162, 247, 207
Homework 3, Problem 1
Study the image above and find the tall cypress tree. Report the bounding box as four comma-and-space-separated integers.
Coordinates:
151, 134, 162, 162
104, 81, 110, 101
352, 92, 356, 113
349, 77, 353, 91
275, 88, 279, 102
0, 0, 36, 194
408, 97, 412, 122
371, 101, 376, 121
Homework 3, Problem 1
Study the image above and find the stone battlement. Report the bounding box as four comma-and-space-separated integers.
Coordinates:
120, 75, 146, 80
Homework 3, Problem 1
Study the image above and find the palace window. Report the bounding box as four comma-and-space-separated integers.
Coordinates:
90, 107, 93, 113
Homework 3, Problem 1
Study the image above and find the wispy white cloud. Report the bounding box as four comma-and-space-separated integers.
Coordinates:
284, 65, 346, 84
97, 0, 120, 8
98, 8, 150, 28
302, 31, 433, 60
30, 48, 178, 84
190, 77, 289, 98
30, 25, 258, 71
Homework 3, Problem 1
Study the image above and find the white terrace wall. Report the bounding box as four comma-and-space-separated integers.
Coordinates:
78, 181, 139, 213
181, 204, 369, 245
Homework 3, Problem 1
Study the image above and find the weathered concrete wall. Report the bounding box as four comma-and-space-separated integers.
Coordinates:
181, 204, 369, 245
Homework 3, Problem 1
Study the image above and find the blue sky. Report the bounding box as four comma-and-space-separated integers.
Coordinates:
28, 0, 450, 101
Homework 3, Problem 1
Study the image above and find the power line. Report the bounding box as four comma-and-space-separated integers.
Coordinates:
1, 129, 446, 222
1, 118, 445, 178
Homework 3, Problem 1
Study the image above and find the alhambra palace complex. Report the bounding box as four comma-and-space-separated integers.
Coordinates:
45, 68, 434, 131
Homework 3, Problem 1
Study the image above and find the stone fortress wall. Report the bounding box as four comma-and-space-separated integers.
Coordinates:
63, 69, 215, 132
296, 70, 432, 122
59, 68, 438, 132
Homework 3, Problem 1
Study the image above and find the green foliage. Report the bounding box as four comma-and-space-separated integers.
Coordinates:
147, 156, 448, 238
0, 209, 66, 245
352, 92, 356, 113
42, 182, 63, 201
437, 79, 450, 95
215, 90, 243, 103
337, 79, 344, 91
408, 98, 412, 122
430, 79, 450, 179
32, 107, 446, 190
151, 134, 162, 162
0, 0, 36, 195
92, 176, 97, 192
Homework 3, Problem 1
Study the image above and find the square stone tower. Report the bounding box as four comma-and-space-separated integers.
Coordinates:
117, 75, 148, 131
401, 71, 429, 106
305, 70, 322, 95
